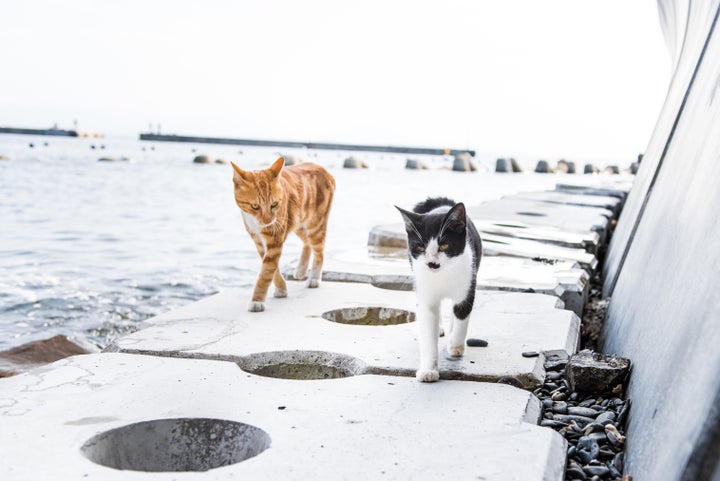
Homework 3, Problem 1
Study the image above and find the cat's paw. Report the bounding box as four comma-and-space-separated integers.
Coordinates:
415, 368, 440, 382
247, 301, 265, 312
292, 268, 308, 281
447, 344, 465, 357
273, 288, 288, 298
307, 278, 320, 288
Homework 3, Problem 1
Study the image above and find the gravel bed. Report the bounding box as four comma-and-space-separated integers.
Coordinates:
534, 354, 632, 481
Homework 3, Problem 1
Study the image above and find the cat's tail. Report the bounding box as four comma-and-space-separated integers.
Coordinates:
412, 196, 456, 214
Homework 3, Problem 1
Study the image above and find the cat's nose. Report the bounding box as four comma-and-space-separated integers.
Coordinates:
427, 262, 440, 270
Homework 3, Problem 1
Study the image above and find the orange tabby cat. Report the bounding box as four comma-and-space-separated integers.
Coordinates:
231, 157, 335, 312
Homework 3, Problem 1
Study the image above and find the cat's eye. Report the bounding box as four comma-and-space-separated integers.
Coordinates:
270, 201, 279, 208
251, 204, 260, 210
439, 244, 449, 251
414, 246, 425, 253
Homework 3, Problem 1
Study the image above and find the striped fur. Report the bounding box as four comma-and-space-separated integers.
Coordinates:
231, 157, 335, 312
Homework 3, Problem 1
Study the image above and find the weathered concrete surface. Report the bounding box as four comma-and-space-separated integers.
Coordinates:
600, 3, 720, 480
369, 224, 598, 271
285, 249, 589, 316
0, 353, 567, 480
108, 282, 579, 388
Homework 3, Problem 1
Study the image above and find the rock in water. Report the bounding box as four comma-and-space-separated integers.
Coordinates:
565, 349, 631, 393
193, 155, 214, 164
495, 158, 510, 172
405, 158, 428, 170
452, 152, 476, 172
0, 335, 99, 377
343, 156, 368, 169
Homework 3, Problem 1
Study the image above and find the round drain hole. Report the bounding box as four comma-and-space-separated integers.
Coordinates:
81, 418, 270, 472
322, 307, 415, 325
240, 350, 366, 380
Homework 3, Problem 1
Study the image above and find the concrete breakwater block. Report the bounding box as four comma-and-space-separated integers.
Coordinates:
507, 191, 623, 217
108, 282, 579, 388
472, 219, 600, 253
284, 249, 589, 316
555, 178, 633, 202
467, 200, 613, 244
0, 353, 566, 480
368, 223, 597, 271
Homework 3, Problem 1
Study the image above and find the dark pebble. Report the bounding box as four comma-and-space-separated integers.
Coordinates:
569, 392, 579, 402
617, 399, 631, 424
583, 465, 609, 477
542, 399, 554, 409
599, 449, 615, 459
567, 446, 576, 458
595, 411, 616, 425
554, 414, 596, 426
568, 407, 600, 418
522, 351, 540, 358
546, 371, 563, 381
466, 338, 488, 347
552, 401, 568, 414
608, 464, 622, 478
579, 399, 597, 408
587, 432, 607, 443
540, 419, 568, 429
545, 382, 559, 390
566, 467, 587, 480
576, 436, 600, 464
612, 452, 624, 471
551, 391, 567, 401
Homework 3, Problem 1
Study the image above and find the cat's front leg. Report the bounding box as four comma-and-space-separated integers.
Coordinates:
415, 303, 440, 382
248, 246, 283, 312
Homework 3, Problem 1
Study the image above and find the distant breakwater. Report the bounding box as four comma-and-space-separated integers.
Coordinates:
0, 127, 77, 137
139, 133, 475, 157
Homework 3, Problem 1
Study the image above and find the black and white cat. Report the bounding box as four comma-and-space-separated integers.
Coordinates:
396, 197, 483, 382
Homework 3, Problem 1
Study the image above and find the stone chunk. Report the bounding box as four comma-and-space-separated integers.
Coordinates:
565, 349, 630, 394
0, 335, 98, 377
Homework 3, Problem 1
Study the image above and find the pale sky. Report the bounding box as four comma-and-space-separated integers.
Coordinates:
0, 1, 669, 162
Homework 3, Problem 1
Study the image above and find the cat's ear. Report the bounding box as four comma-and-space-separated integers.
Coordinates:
395, 206, 423, 238
267, 157, 285, 180
231, 162, 251, 185
443, 202, 467, 234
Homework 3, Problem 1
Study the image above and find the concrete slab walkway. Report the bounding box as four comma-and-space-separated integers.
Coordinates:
0, 353, 566, 480
108, 282, 579, 388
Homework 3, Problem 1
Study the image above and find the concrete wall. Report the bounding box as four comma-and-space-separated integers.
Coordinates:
603, 0, 720, 294
600, 2, 720, 480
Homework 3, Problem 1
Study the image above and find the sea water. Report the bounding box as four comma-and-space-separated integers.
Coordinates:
0, 135, 560, 350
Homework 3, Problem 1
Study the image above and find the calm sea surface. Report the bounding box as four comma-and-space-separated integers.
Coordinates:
0, 135, 560, 350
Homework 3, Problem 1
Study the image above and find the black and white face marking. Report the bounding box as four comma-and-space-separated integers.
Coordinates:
395, 203, 468, 271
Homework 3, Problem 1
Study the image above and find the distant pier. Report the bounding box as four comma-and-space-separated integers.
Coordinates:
139, 133, 475, 157
0, 127, 77, 137
0, 127, 103, 138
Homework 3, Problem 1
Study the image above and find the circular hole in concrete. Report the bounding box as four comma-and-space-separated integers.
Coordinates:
81, 418, 270, 472
240, 350, 366, 380
322, 306, 415, 325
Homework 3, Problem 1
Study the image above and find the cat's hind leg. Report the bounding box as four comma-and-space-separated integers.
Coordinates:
291, 231, 311, 281
307, 224, 329, 288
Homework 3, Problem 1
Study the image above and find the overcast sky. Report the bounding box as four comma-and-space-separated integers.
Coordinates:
0, 1, 669, 163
